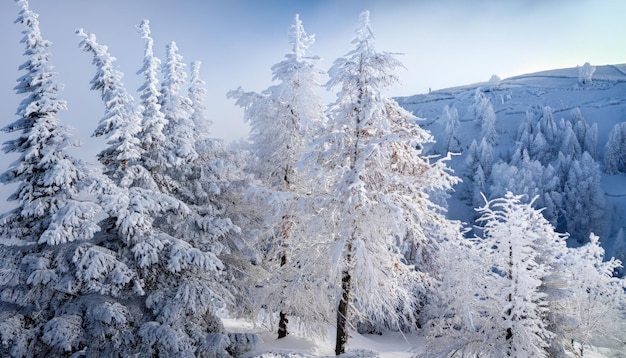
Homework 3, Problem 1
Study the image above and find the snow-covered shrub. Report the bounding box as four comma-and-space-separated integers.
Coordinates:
578, 62, 595, 85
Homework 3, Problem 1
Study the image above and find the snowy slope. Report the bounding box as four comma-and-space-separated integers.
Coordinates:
396, 64, 626, 256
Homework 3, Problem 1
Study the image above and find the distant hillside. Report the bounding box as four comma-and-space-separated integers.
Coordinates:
396, 64, 626, 261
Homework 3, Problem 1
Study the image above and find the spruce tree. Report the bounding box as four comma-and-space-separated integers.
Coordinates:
79, 27, 237, 357
136, 20, 169, 176
0, 2, 132, 356
160, 41, 198, 168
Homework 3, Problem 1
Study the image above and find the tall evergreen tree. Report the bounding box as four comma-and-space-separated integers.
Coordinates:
563, 152, 605, 243
79, 27, 237, 357
557, 234, 626, 356
188, 60, 212, 141
229, 13, 326, 338
160, 41, 198, 167
298, 11, 460, 354
76, 28, 143, 181
136, 20, 169, 175
473, 89, 497, 144
474, 193, 558, 357
604, 122, 626, 174
0, 3, 132, 356
442, 104, 461, 153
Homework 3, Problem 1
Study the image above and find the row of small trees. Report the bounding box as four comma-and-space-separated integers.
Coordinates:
0, 1, 624, 357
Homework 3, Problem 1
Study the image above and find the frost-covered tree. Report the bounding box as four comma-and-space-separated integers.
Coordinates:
441, 104, 461, 153
473, 88, 497, 144
160, 41, 197, 167
473, 193, 559, 357
477, 137, 494, 178
188, 60, 212, 141
578, 62, 595, 85
604, 122, 626, 174
563, 152, 605, 243
228, 13, 326, 338
558, 234, 626, 356
296, 11, 460, 354
422, 236, 487, 357
136, 20, 169, 175
76, 28, 143, 181
514, 105, 560, 166
0, 3, 132, 356
229, 14, 325, 188
0, 1, 100, 246
491, 152, 543, 204
79, 27, 240, 357
472, 165, 487, 210
570, 108, 597, 159
425, 192, 570, 357
491, 154, 564, 229
538, 105, 559, 148
463, 138, 494, 208
463, 140, 480, 201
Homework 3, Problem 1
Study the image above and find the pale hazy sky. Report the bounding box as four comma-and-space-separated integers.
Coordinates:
1, 0, 625, 159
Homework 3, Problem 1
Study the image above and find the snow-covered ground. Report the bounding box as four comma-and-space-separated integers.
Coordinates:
224, 318, 423, 357
223, 318, 618, 357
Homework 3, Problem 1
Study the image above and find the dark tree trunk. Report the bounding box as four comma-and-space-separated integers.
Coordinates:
277, 252, 289, 339
277, 311, 288, 339
335, 269, 352, 355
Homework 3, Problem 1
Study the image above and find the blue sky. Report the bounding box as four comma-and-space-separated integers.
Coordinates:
1, 0, 625, 156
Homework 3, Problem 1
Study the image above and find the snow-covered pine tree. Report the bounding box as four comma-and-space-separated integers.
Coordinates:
425, 192, 571, 357
228, 13, 324, 189
604, 122, 626, 174
560, 121, 583, 160
298, 11, 460, 355
464, 137, 494, 211
559, 234, 626, 356
78, 28, 238, 357
76, 28, 143, 181
228, 13, 326, 338
538, 106, 559, 152
462, 139, 480, 201
514, 105, 560, 166
491, 151, 543, 205
136, 20, 170, 178
188, 60, 212, 141
473, 88, 497, 144
160, 41, 198, 168
0, 3, 134, 356
474, 193, 559, 357
174, 60, 255, 323
441, 104, 461, 153
570, 108, 597, 159
422, 235, 488, 357
563, 151, 605, 243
